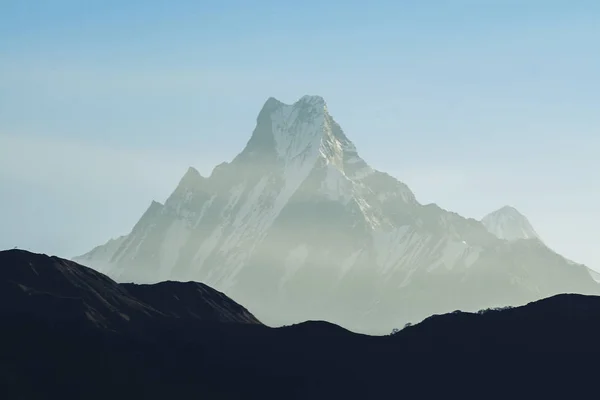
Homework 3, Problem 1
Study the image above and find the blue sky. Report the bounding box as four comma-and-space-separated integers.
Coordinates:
1, 0, 600, 269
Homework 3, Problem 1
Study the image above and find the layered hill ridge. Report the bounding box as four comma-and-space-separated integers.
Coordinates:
75, 95, 599, 334
5, 250, 600, 399
2, 249, 260, 329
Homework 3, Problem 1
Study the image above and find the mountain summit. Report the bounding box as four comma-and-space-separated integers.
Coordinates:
236, 94, 378, 193
75, 95, 599, 334
481, 206, 541, 241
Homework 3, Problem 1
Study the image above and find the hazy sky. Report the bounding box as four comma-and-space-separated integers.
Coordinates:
1, 0, 599, 270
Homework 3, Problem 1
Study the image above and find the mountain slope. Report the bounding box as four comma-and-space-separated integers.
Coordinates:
75, 95, 599, 334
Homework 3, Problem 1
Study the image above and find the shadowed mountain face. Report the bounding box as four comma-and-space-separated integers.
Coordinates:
75, 95, 600, 334
123, 281, 259, 324
0, 249, 260, 330
2, 250, 600, 399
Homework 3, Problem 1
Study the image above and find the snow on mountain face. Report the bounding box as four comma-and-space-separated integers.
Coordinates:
75, 96, 599, 334
481, 206, 541, 241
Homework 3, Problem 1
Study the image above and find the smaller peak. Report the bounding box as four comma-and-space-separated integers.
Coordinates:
150, 200, 163, 208
493, 205, 522, 215
183, 166, 202, 179
176, 166, 204, 190
263, 96, 284, 108
143, 200, 164, 216
482, 205, 540, 242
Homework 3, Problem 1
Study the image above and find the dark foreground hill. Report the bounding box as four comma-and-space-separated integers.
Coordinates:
1, 250, 599, 399
0, 249, 260, 330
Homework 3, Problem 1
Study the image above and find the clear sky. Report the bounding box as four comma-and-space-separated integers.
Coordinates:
1, 0, 599, 270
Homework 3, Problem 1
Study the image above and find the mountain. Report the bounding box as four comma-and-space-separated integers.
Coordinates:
481, 206, 600, 284
1, 249, 260, 329
75, 95, 599, 334
481, 205, 541, 241
2, 250, 600, 399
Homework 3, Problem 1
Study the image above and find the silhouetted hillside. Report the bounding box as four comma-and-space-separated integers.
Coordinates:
394, 293, 600, 351
1, 250, 599, 399
123, 281, 260, 324
0, 249, 260, 330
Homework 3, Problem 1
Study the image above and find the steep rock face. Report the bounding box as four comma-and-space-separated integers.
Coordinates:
75, 96, 599, 334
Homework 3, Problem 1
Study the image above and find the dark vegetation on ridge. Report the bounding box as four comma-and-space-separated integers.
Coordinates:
0, 249, 598, 399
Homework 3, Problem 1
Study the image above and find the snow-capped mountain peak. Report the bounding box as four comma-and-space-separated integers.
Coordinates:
76, 96, 599, 335
481, 205, 540, 241
243, 95, 348, 166
232, 95, 374, 203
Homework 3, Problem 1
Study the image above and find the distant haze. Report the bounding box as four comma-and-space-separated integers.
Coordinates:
1, 0, 599, 272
